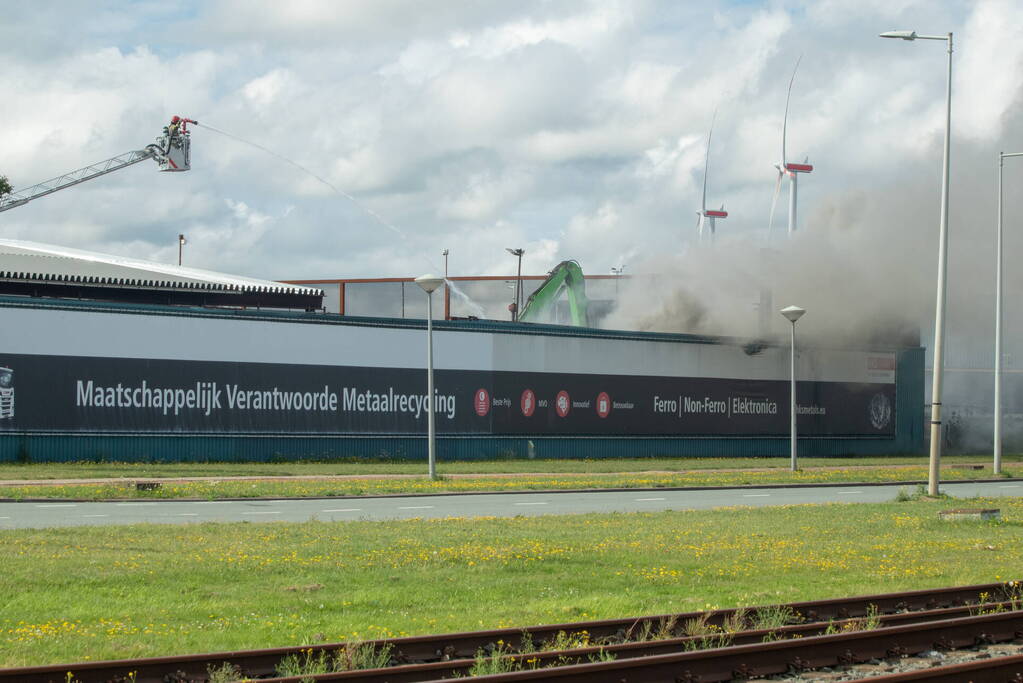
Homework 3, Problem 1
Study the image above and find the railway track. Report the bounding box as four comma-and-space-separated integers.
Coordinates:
438, 609, 1023, 682
258, 600, 1023, 682
3, 581, 1019, 683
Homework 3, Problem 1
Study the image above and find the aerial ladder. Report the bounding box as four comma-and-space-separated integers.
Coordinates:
517, 260, 590, 327
0, 116, 197, 213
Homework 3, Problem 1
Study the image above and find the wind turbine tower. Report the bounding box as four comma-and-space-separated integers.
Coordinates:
772, 57, 814, 237
696, 112, 728, 243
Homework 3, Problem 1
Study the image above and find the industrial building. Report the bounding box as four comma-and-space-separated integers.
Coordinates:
0, 240, 924, 462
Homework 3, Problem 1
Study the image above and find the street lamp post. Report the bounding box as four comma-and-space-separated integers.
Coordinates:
414, 274, 445, 479
506, 248, 524, 322
780, 306, 806, 472
611, 265, 625, 297
880, 29, 953, 496
442, 249, 450, 321
178, 234, 186, 266
995, 152, 1023, 474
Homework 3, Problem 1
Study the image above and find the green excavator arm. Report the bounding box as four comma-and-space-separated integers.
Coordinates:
517, 260, 590, 326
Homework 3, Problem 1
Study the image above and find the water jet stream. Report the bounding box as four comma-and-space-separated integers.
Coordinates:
196, 121, 489, 317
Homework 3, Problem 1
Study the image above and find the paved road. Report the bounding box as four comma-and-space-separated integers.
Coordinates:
1, 481, 1021, 529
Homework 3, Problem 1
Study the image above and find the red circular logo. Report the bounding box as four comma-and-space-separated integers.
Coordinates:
555, 390, 571, 418
596, 392, 611, 418
520, 389, 536, 417
474, 388, 490, 417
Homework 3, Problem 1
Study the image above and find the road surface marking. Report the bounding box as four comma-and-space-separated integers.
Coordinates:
635, 497, 666, 501
81, 514, 109, 518
322, 508, 362, 513
173, 513, 199, 517
514, 502, 548, 506
116, 502, 158, 506
194, 501, 231, 504
742, 494, 771, 498
36, 504, 76, 508
399, 506, 434, 510
837, 491, 864, 494
999, 485, 1021, 489
242, 511, 281, 515
0, 516, 11, 519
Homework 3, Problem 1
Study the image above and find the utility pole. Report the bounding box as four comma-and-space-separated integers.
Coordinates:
506, 248, 524, 321
879, 28, 954, 496
442, 249, 450, 320
611, 265, 625, 297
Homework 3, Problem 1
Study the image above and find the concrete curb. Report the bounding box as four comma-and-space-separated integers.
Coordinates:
0, 477, 1020, 504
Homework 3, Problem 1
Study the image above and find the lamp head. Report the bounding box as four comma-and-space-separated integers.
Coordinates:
414, 274, 445, 294
506, 247, 524, 257
880, 30, 917, 40
780, 305, 806, 323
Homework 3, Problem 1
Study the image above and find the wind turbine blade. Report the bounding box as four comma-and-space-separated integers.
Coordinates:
767, 168, 783, 242
702, 108, 717, 213
782, 55, 802, 166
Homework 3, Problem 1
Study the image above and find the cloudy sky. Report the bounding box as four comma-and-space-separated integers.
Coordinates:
2, 0, 1022, 340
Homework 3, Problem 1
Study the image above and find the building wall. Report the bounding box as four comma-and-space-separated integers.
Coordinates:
0, 296, 923, 462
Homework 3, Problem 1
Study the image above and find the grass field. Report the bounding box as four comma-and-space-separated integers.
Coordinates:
1, 495, 1020, 667
0, 456, 1018, 500
0, 463, 1018, 500
1, 455, 1017, 480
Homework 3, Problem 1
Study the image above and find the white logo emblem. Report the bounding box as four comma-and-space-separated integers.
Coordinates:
0, 367, 13, 419
869, 393, 891, 430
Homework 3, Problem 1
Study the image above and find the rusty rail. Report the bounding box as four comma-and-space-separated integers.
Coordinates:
259, 600, 1023, 683
869, 653, 1023, 681
411, 610, 1023, 683
1, 581, 1017, 683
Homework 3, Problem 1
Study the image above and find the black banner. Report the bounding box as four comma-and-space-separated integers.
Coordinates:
0, 354, 896, 437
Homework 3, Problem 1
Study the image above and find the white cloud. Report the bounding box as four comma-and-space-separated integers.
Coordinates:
957, 0, 1023, 140
0, 0, 1017, 319
242, 69, 292, 107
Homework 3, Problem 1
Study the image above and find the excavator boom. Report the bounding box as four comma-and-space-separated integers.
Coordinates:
517, 260, 590, 326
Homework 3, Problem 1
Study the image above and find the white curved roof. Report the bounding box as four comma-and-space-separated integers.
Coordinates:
0, 239, 322, 296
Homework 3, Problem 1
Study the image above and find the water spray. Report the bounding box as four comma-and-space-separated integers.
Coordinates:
195, 121, 490, 317
195, 121, 408, 239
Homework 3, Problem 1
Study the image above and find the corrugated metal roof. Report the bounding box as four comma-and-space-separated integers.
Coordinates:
0, 239, 323, 296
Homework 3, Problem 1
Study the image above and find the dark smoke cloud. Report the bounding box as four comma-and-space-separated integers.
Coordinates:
604, 110, 1023, 450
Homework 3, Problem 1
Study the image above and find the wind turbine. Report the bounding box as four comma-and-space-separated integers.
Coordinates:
769, 56, 813, 240
696, 111, 728, 243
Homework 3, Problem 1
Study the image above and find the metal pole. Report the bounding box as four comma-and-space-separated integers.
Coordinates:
515, 253, 523, 322
788, 173, 797, 236
426, 292, 436, 479
996, 153, 1004, 474
994, 151, 1023, 473
926, 33, 953, 497
443, 250, 449, 321
790, 319, 798, 471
